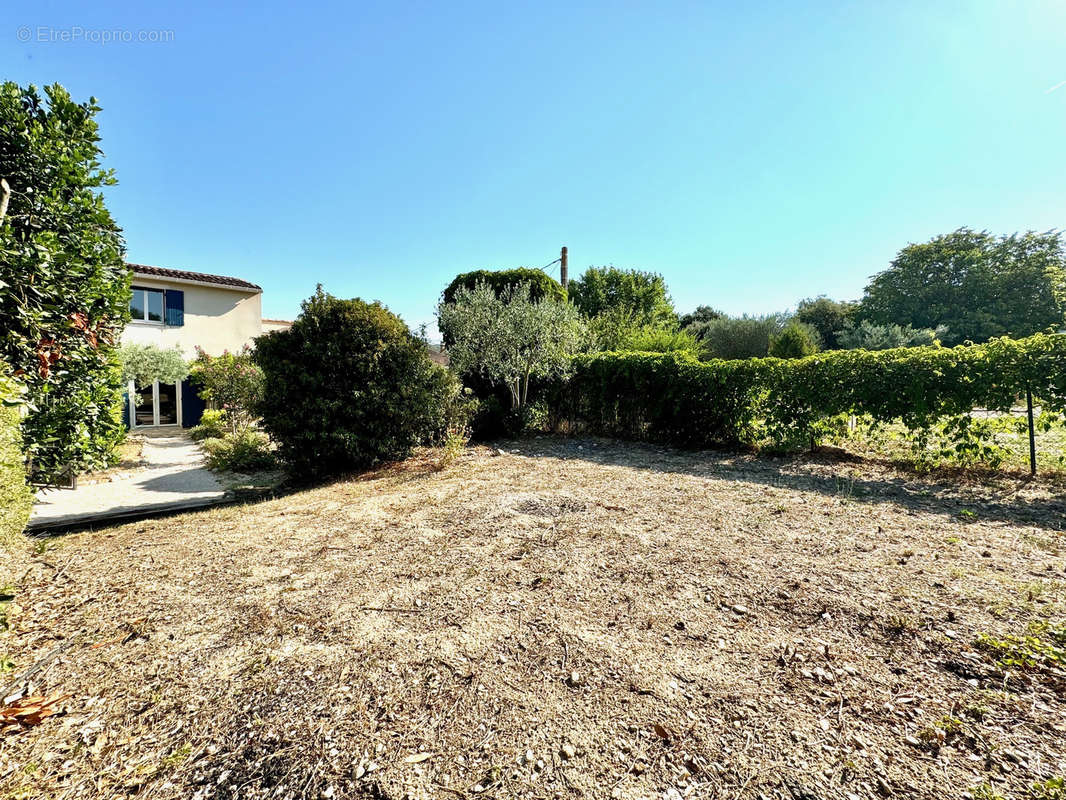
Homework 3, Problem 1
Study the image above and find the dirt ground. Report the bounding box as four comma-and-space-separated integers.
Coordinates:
1, 438, 1065, 800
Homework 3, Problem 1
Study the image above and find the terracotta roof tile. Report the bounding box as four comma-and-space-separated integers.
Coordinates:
128, 263, 262, 291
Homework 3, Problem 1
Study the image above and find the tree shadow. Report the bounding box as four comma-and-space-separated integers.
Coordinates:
503, 435, 1066, 532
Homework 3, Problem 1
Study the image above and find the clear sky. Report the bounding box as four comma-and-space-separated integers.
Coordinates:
4, 1, 1065, 336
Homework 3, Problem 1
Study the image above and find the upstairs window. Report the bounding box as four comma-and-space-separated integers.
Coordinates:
130, 287, 164, 322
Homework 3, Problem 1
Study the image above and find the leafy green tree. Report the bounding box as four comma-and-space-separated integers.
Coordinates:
861, 228, 1066, 345
255, 288, 461, 478
118, 343, 188, 386
795, 296, 858, 350
0, 82, 130, 478
189, 346, 264, 434
568, 267, 677, 328
679, 305, 724, 331
438, 282, 584, 409
769, 322, 819, 359
440, 268, 566, 346
836, 321, 945, 351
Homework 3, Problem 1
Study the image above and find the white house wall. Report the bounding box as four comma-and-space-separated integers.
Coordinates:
121, 277, 263, 357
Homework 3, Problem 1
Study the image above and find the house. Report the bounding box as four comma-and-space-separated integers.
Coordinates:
120, 263, 265, 429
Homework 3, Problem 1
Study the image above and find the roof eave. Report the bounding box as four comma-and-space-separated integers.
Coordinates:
130, 271, 262, 294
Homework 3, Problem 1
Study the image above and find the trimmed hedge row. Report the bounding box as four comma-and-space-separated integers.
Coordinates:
549, 334, 1066, 451
0, 368, 32, 546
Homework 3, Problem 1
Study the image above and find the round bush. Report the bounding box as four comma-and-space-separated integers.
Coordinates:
253, 288, 460, 478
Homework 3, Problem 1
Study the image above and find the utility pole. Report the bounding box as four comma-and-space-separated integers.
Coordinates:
560, 246, 568, 290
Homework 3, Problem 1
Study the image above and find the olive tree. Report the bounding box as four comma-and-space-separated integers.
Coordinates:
438, 282, 584, 410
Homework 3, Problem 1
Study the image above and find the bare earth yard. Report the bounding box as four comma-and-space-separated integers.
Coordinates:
1, 439, 1065, 800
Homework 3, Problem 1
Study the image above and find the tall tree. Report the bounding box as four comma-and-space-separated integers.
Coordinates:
568, 267, 677, 328
795, 296, 858, 350
861, 229, 1066, 345
0, 83, 130, 478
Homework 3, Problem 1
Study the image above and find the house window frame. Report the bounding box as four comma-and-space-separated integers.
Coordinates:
129, 286, 166, 325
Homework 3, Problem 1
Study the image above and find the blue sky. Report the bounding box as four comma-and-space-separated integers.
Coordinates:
4, 1, 1065, 336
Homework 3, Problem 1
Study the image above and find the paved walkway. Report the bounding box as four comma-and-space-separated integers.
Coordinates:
28, 429, 228, 531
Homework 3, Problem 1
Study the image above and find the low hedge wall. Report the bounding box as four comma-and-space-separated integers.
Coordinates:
550, 333, 1066, 452
0, 368, 33, 546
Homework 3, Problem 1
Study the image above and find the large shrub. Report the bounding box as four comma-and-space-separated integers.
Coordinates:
188, 346, 264, 434
693, 314, 785, 360
254, 288, 461, 478
0, 368, 32, 547
769, 322, 819, 359
0, 83, 130, 479
551, 333, 1066, 456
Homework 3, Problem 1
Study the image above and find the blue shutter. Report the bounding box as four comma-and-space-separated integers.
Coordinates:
121, 391, 131, 429
164, 289, 184, 326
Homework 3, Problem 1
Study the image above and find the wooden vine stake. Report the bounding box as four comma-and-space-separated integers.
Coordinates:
1026, 385, 1037, 476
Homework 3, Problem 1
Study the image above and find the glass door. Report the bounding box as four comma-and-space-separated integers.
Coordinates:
157, 382, 178, 425
131, 381, 181, 427
135, 382, 156, 426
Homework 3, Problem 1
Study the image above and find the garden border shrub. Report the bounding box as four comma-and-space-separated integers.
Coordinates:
549, 333, 1066, 454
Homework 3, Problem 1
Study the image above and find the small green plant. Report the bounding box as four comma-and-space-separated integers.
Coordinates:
969, 783, 1007, 800
1032, 777, 1066, 800
201, 431, 277, 473
188, 409, 228, 441
974, 621, 1066, 675
958, 509, 978, 521
434, 428, 469, 472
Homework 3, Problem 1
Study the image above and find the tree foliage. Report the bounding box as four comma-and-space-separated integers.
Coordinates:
679, 305, 724, 331
693, 314, 785, 360
255, 288, 461, 478
769, 322, 819, 359
861, 228, 1066, 345
440, 268, 567, 346
189, 346, 264, 435
795, 296, 858, 350
438, 282, 584, 409
836, 321, 945, 351
0, 367, 32, 547
118, 343, 188, 386
0, 82, 130, 478
568, 267, 676, 328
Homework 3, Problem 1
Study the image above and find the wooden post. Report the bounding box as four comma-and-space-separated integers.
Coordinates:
0, 179, 10, 225
1026, 385, 1037, 477
560, 246, 568, 290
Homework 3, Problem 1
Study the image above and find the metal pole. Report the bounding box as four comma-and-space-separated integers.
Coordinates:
1026, 385, 1037, 477
560, 246, 568, 290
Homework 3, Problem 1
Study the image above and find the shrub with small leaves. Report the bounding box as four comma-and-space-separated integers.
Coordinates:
255, 287, 463, 478
201, 431, 276, 473
188, 409, 228, 442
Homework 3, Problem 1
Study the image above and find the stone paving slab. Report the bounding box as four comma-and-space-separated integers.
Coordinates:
28, 429, 228, 532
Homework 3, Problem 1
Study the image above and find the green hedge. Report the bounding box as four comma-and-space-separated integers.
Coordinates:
0, 369, 33, 546
550, 333, 1066, 452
